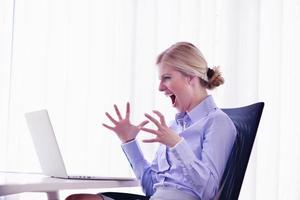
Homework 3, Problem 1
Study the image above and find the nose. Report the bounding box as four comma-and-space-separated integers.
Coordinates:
158, 81, 166, 92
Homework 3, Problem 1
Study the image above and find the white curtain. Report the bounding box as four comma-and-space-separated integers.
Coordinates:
0, 0, 299, 199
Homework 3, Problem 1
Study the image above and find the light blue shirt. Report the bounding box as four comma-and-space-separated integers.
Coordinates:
121, 96, 237, 200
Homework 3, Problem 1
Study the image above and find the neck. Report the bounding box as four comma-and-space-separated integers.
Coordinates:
187, 89, 208, 112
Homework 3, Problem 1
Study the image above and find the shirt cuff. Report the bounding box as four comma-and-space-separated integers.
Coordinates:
170, 138, 197, 165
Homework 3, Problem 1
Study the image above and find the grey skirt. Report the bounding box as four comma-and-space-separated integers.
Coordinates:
150, 187, 199, 200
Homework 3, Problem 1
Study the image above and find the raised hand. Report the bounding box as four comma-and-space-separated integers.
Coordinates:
102, 102, 149, 143
141, 110, 181, 147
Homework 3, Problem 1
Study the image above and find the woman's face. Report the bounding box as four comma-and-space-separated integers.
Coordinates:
158, 63, 194, 112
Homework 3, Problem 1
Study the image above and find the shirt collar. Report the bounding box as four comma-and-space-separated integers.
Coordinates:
175, 112, 191, 127
175, 95, 218, 126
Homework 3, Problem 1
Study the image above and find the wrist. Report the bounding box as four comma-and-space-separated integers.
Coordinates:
169, 136, 182, 148
121, 137, 136, 144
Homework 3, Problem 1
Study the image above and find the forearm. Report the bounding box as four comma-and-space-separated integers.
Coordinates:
170, 139, 219, 199
121, 140, 149, 178
121, 140, 157, 195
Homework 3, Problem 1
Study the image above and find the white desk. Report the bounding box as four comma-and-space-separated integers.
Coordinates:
0, 172, 140, 200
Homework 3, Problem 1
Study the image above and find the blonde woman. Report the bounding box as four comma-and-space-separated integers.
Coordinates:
66, 42, 236, 200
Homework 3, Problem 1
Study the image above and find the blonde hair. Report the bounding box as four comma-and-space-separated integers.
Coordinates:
156, 42, 224, 89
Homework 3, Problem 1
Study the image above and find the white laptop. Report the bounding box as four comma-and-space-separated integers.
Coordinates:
25, 109, 135, 181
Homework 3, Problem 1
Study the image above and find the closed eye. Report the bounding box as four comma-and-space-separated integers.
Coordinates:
162, 76, 171, 81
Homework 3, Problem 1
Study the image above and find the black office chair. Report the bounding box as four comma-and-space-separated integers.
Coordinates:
216, 102, 265, 200
101, 102, 264, 200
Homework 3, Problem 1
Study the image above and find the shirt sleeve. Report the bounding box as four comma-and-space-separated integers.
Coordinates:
121, 140, 158, 196
170, 113, 237, 199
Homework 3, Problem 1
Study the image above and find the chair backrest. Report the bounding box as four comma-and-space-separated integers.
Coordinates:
217, 102, 264, 200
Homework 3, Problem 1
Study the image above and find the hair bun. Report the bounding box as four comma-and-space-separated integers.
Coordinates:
207, 66, 224, 89
206, 68, 214, 79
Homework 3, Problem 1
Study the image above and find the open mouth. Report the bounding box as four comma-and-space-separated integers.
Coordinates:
170, 94, 176, 105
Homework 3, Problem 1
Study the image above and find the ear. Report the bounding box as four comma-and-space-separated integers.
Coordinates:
187, 76, 198, 85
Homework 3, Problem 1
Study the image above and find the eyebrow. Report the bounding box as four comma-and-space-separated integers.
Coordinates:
159, 73, 171, 80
